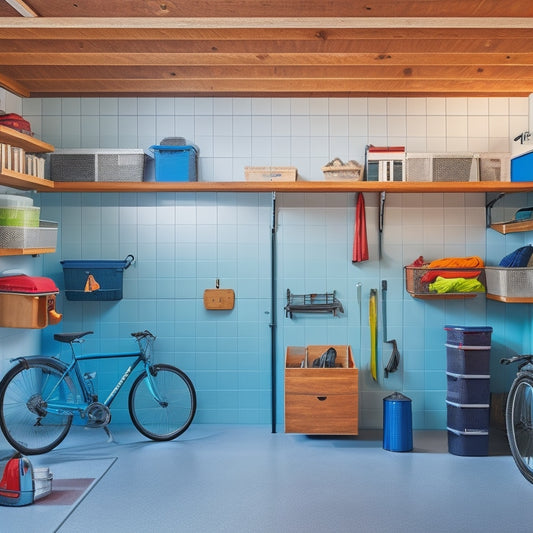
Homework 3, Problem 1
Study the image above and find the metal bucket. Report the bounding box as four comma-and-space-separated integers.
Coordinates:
383, 392, 413, 452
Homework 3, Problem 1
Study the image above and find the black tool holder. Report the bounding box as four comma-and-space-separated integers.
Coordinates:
284, 289, 344, 318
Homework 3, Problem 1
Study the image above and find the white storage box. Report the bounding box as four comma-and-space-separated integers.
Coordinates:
49, 149, 146, 182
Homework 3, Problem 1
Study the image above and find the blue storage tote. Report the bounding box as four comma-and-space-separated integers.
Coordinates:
61, 255, 134, 301
511, 149, 533, 182
149, 145, 198, 182
444, 325, 492, 347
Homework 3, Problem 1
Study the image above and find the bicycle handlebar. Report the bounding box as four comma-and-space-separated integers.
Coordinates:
131, 330, 156, 340
500, 355, 533, 366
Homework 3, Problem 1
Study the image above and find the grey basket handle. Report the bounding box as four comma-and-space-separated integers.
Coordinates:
124, 254, 135, 269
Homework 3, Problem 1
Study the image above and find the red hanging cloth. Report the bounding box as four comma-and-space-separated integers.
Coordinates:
352, 192, 369, 263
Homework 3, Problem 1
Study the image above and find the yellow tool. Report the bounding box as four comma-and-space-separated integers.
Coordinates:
369, 288, 378, 381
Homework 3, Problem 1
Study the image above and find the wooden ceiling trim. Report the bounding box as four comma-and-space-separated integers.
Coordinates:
10, 65, 533, 81
2, 27, 533, 41
3, 52, 533, 67
22, 78, 533, 94
0, 72, 30, 96
3, 0, 38, 17
10, 0, 533, 19
1, 17, 533, 30
2, 38, 533, 54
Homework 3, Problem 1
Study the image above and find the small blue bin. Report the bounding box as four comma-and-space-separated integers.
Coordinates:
383, 392, 413, 452
61, 255, 134, 301
150, 145, 198, 182
511, 149, 533, 182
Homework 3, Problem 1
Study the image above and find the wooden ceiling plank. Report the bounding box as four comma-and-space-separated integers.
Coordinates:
1, 27, 533, 41
2, 52, 533, 67
8, 65, 533, 81
3, 37, 533, 54
1, 17, 533, 30
14, 0, 533, 19
21, 78, 533, 93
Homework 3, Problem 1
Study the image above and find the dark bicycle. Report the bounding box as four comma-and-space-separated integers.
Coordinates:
501, 354, 533, 483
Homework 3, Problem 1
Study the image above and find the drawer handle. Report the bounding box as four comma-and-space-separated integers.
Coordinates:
316, 396, 327, 401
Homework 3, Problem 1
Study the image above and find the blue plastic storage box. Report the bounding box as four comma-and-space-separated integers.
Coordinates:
61, 255, 134, 301
150, 145, 198, 182
511, 149, 533, 182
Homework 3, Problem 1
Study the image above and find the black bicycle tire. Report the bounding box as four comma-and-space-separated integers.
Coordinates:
0, 358, 75, 455
128, 363, 196, 441
506, 373, 533, 484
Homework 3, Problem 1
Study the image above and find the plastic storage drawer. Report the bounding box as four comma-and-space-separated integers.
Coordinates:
446, 344, 491, 375
447, 428, 489, 456
446, 373, 490, 404
446, 401, 490, 432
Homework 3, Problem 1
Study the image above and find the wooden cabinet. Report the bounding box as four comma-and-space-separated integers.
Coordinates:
285, 345, 358, 435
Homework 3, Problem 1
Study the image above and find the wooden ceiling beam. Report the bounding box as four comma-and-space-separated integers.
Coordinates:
8, 65, 533, 81
2, 38, 533, 54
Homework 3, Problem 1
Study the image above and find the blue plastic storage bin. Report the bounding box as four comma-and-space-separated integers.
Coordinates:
511, 149, 533, 182
150, 145, 198, 182
444, 325, 492, 346
61, 255, 134, 301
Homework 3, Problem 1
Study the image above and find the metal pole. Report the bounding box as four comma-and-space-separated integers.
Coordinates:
270, 192, 277, 433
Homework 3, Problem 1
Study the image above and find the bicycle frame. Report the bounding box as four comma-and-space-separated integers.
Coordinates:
26, 338, 164, 418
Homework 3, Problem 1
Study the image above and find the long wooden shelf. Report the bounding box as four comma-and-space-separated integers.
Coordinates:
50, 180, 533, 193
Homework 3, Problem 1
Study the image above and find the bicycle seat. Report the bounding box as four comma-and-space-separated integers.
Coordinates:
54, 331, 94, 343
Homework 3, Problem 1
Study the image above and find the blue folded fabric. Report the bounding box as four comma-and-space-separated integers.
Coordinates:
499, 245, 533, 267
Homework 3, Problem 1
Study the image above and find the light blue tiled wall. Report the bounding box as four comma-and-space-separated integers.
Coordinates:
14, 95, 533, 429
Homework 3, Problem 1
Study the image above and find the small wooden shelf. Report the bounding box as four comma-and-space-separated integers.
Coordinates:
0, 248, 55, 256
0, 125, 54, 154
0, 168, 55, 191
490, 219, 533, 234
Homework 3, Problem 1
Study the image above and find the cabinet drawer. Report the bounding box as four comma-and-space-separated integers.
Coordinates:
285, 393, 358, 434
285, 373, 358, 395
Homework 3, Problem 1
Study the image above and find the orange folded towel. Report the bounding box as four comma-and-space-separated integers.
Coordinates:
427, 256, 484, 269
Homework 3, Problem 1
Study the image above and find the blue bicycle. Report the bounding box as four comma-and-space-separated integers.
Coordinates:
0, 330, 196, 455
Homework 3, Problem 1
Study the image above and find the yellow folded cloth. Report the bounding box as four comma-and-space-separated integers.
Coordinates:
429, 276, 485, 294
84, 274, 100, 292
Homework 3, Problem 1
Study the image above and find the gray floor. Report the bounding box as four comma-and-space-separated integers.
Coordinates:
3, 424, 532, 533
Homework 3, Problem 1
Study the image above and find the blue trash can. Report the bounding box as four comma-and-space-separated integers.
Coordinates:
383, 392, 413, 452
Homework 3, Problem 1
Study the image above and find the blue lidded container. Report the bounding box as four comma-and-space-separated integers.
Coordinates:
383, 392, 413, 452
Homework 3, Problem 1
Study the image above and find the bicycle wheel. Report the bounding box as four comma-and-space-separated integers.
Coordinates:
506, 373, 533, 483
0, 358, 75, 455
128, 364, 196, 441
